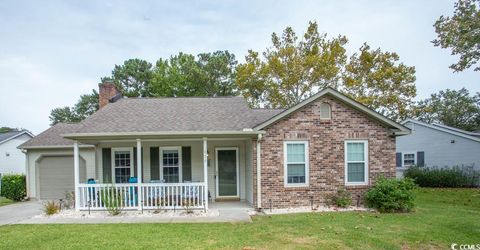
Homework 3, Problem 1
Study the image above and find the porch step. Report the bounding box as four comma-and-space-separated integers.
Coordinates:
215, 197, 240, 202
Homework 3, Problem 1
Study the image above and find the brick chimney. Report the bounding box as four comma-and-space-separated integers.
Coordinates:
99, 79, 122, 109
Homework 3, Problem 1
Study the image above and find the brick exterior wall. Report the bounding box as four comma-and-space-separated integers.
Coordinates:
253, 95, 396, 209
99, 81, 121, 109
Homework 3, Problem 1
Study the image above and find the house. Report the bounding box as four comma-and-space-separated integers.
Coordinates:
19, 80, 409, 211
0, 130, 34, 174
396, 119, 480, 178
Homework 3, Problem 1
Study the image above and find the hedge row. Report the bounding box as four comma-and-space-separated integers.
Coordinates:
1, 174, 26, 201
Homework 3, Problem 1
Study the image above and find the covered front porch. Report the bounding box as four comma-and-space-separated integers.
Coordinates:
71, 136, 256, 211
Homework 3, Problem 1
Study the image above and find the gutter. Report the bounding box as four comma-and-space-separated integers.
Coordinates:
62, 130, 265, 139
18, 145, 95, 150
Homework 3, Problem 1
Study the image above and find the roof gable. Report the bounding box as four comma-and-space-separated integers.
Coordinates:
253, 87, 410, 135
402, 119, 480, 143
0, 130, 34, 145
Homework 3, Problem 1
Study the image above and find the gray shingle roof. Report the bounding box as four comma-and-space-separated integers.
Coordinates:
71, 97, 283, 134
19, 123, 79, 148
20, 97, 284, 147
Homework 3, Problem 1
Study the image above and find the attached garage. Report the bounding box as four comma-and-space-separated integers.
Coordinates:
37, 155, 86, 200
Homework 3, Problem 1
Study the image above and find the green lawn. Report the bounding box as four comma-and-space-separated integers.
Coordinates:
0, 197, 15, 207
0, 188, 479, 249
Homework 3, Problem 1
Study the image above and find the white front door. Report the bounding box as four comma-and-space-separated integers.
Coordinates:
215, 147, 239, 198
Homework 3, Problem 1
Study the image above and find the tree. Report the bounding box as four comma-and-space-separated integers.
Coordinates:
49, 90, 99, 125
343, 44, 417, 121
433, 0, 480, 72
237, 21, 347, 108
151, 51, 238, 97
236, 21, 417, 121
49, 107, 79, 125
414, 88, 480, 131
152, 53, 205, 97
110, 59, 154, 97
0, 127, 17, 133
197, 50, 238, 96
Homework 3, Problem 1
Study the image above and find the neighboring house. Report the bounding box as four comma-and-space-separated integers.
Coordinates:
19, 81, 409, 211
396, 119, 480, 178
0, 130, 34, 174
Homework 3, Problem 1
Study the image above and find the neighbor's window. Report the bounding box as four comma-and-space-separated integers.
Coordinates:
345, 140, 368, 185
113, 148, 133, 183
403, 153, 416, 167
320, 103, 331, 119
161, 147, 182, 183
284, 141, 309, 187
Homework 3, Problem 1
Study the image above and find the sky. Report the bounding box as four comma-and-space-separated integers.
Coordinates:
0, 0, 478, 135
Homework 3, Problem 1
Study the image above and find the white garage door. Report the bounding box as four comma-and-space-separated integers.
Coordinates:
38, 156, 86, 200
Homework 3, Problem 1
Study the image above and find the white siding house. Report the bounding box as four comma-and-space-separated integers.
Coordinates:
396, 119, 480, 178
0, 131, 34, 174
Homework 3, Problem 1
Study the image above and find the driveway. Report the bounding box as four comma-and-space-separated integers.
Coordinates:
0, 201, 43, 226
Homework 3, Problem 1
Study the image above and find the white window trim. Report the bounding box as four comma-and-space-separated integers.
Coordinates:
320, 102, 331, 120
111, 147, 134, 183
160, 146, 183, 183
402, 152, 416, 167
284, 140, 309, 187
344, 140, 369, 186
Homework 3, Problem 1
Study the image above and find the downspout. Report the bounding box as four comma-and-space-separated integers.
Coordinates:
22, 149, 29, 199
256, 134, 262, 210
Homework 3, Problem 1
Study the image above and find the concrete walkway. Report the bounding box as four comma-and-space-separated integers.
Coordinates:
16, 201, 253, 224
0, 200, 43, 226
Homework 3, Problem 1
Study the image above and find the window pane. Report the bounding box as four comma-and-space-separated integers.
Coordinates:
348, 163, 365, 182
403, 154, 415, 166
347, 143, 364, 161
287, 144, 305, 163
287, 164, 306, 184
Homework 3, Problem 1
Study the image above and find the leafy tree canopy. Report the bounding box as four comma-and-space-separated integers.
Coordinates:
0, 127, 17, 133
237, 21, 417, 121
433, 0, 480, 72
49, 90, 99, 125
414, 88, 480, 131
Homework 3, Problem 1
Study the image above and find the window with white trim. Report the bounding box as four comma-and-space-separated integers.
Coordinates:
284, 141, 309, 187
403, 153, 416, 167
320, 103, 331, 119
112, 148, 133, 183
161, 147, 182, 183
345, 140, 368, 185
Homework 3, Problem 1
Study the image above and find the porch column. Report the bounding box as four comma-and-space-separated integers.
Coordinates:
256, 134, 262, 209
136, 139, 143, 210
74, 141, 80, 211
203, 137, 208, 209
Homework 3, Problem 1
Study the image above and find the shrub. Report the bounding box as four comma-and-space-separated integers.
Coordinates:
100, 186, 123, 216
365, 177, 416, 213
182, 198, 194, 214
1, 174, 26, 201
43, 201, 61, 215
404, 165, 480, 188
331, 188, 352, 208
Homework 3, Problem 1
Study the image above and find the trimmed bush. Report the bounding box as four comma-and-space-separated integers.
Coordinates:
1, 174, 26, 201
332, 188, 352, 208
404, 165, 480, 188
365, 177, 416, 213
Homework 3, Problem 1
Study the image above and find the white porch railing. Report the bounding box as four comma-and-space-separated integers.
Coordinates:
77, 182, 207, 211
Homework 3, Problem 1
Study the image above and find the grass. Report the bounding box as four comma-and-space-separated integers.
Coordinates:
0, 188, 479, 249
0, 196, 15, 207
